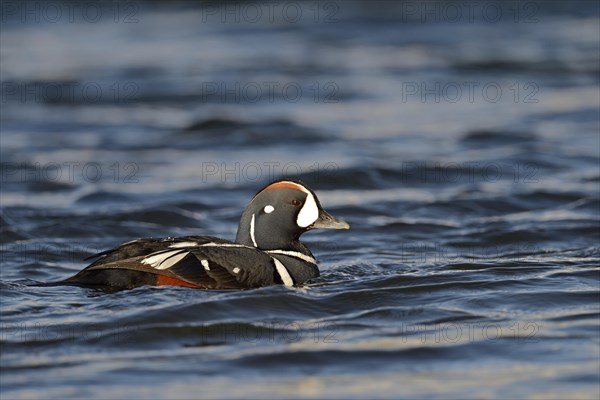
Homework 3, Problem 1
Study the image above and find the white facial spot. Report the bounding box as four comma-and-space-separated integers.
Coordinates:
201, 259, 210, 271
296, 192, 319, 228
232, 267, 240, 274
264, 205, 275, 214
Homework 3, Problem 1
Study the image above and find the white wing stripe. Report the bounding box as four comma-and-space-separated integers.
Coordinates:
169, 242, 200, 248
201, 259, 210, 271
141, 250, 188, 270
272, 258, 294, 287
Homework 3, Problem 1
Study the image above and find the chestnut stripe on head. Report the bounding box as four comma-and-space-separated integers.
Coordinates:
255, 181, 310, 197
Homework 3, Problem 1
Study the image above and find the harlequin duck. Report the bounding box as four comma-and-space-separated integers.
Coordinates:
59, 180, 349, 290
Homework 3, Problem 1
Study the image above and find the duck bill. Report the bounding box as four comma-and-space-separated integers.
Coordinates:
309, 209, 350, 230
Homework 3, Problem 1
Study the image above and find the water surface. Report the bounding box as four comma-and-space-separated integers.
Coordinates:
1, 1, 599, 399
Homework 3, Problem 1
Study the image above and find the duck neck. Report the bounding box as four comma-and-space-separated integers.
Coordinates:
235, 212, 308, 252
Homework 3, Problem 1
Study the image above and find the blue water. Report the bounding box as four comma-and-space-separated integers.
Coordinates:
1, 1, 599, 398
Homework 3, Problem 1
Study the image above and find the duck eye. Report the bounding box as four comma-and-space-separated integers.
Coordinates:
291, 199, 302, 207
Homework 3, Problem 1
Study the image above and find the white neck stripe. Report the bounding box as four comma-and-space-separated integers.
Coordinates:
250, 213, 258, 247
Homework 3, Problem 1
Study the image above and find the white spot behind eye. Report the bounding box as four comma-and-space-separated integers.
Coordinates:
264, 205, 275, 213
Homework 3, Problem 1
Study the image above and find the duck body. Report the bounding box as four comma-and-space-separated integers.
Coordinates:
59, 180, 349, 290
65, 235, 319, 290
